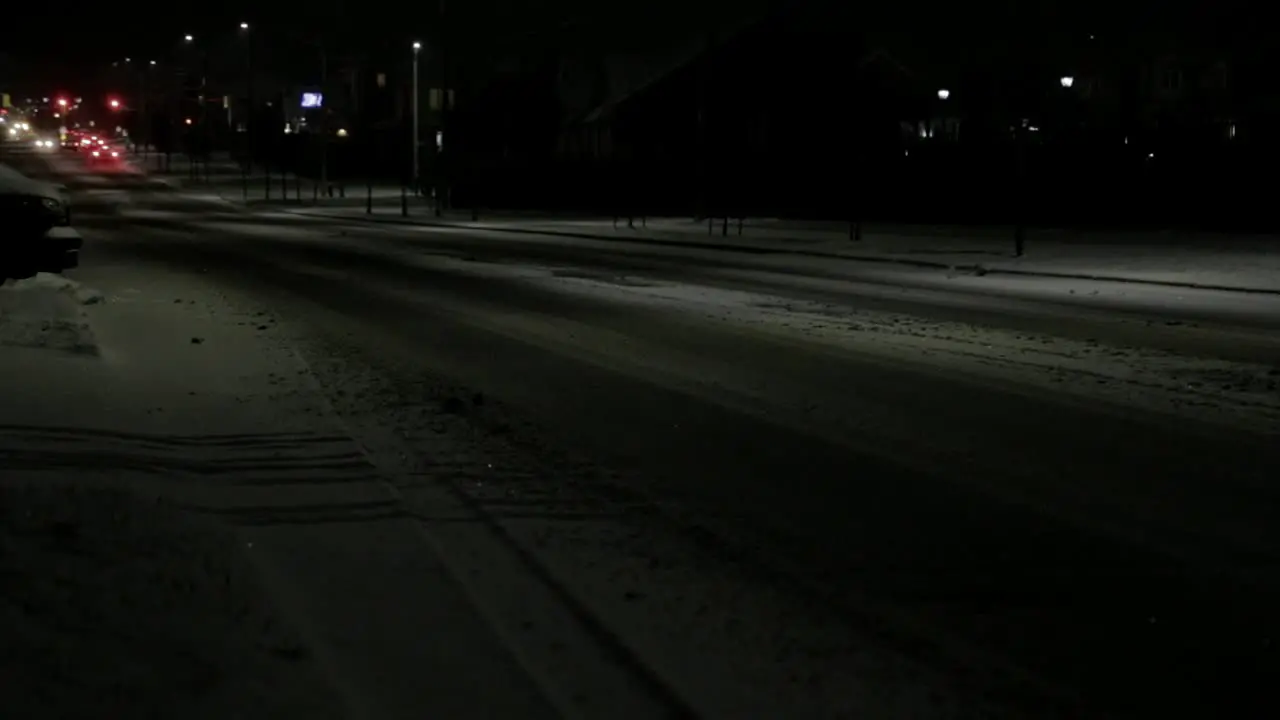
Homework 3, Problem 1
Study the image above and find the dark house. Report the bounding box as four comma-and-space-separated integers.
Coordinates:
551, 8, 942, 218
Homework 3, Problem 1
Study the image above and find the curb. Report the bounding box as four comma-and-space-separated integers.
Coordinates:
286, 209, 1280, 297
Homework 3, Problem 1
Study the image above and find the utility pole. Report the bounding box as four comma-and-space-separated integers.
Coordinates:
319, 39, 329, 199
435, 0, 447, 216
138, 66, 149, 162
201, 51, 211, 183
412, 41, 421, 195
241, 22, 253, 199
167, 64, 178, 173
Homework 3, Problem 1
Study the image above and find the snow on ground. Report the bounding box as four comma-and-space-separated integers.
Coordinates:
0, 270, 345, 718
531, 272, 1280, 433
519, 220, 1280, 291
0, 257, 645, 719
250, 246, 1277, 718
288, 323, 1008, 720
244, 256, 1069, 718
0, 273, 103, 354
55, 210, 1272, 716
288, 206, 1280, 292
0, 482, 341, 720
286, 247, 1277, 435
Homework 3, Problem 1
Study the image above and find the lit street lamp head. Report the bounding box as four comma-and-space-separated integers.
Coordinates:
184, 34, 194, 42
937, 88, 950, 100
240, 22, 249, 30
413, 41, 422, 51
1060, 76, 1074, 88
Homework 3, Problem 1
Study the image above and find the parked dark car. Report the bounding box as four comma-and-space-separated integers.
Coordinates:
0, 167, 82, 280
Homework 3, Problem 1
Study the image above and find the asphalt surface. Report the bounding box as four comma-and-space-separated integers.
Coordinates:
7, 144, 1280, 719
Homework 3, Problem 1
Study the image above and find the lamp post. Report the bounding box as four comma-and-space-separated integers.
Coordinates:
166, 34, 194, 174
240, 22, 253, 200
181, 34, 210, 181
412, 41, 421, 196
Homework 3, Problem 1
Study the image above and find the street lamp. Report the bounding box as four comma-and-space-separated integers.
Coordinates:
184, 34, 194, 42
412, 41, 422, 194
1060, 76, 1074, 88
240, 21, 255, 193
937, 88, 951, 100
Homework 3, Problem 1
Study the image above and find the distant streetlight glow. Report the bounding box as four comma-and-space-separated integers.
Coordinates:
413, 41, 422, 50
1060, 76, 1074, 88
240, 22, 249, 30
184, 34, 194, 42
937, 89, 950, 100
150, 60, 157, 65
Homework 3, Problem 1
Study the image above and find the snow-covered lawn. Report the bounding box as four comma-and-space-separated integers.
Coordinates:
291, 208, 1280, 292
509, 219, 1280, 292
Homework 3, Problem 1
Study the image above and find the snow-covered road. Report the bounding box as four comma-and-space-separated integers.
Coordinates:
6, 148, 1280, 719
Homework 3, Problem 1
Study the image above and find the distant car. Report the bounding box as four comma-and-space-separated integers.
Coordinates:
85, 146, 122, 165
66, 131, 105, 150
3, 119, 34, 142
0, 166, 81, 280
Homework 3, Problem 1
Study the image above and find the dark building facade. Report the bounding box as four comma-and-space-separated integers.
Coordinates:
449, 2, 1280, 228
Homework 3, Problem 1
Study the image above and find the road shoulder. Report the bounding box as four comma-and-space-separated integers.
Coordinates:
0, 266, 574, 719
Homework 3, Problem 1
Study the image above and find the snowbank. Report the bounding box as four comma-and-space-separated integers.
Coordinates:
0, 483, 341, 719
0, 273, 102, 353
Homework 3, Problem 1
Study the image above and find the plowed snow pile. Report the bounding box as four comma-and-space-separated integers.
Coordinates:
0, 273, 102, 353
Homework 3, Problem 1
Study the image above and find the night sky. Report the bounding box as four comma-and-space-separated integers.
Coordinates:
2, 0, 1256, 98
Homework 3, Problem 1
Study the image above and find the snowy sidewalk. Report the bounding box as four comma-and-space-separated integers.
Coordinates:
291, 208, 1280, 294
0, 270, 563, 719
